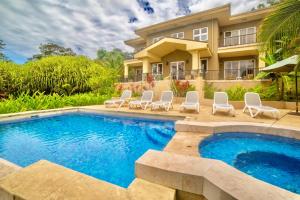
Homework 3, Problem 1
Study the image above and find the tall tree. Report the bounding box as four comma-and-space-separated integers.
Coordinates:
0, 40, 8, 61
29, 43, 76, 60
259, 0, 300, 68
96, 48, 133, 70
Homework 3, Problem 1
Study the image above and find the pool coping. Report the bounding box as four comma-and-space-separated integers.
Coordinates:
136, 150, 300, 200
0, 107, 185, 124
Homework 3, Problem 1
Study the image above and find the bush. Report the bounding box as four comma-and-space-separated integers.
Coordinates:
0, 56, 118, 96
0, 92, 110, 114
225, 85, 248, 101
171, 80, 196, 97
204, 83, 220, 99
203, 83, 279, 101
0, 62, 22, 97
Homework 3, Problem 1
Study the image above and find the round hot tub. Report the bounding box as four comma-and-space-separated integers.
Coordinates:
199, 132, 300, 194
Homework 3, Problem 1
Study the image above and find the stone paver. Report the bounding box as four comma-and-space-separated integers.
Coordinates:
0, 160, 129, 200
82, 104, 296, 128
0, 159, 21, 180
128, 178, 175, 200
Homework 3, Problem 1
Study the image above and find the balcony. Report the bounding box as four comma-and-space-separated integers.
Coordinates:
219, 33, 257, 47
202, 69, 259, 80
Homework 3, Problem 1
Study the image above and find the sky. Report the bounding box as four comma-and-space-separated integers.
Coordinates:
0, 0, 265, 63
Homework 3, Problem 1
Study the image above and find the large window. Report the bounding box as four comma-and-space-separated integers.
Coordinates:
193, 27, 208, 41
170, 32, 184, 39
224, 27, 256, 46
224, 60, 256, 80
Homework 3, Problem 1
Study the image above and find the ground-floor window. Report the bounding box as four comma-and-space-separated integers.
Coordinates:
224, 59, 256, 80
170, 61, 185, 80
152, 63, 163, 80
135, 68, 143, 81
152, 63, 163, 75
200, 59, 208, 73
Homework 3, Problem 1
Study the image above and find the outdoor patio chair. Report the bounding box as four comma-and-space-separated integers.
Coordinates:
129, 90, 153, 110
180, 91, 200, 113
243, 92, 280, 119
151, 91, 173, 111
104, 90, 132, 108
212, 92, 235, 116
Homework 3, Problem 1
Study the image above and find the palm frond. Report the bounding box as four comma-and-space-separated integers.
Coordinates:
259, 0, 300, 53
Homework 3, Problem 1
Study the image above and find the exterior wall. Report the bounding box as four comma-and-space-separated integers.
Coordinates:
205, 79, 271, 90
160, 50, 192, 79
147, 19, 220, 72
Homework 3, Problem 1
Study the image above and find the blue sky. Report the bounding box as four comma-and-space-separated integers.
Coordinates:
0, 0, 264, 63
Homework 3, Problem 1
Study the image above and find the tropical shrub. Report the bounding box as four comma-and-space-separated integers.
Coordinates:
204, 83, 220, 99
0, 62, 22, 97
0, 92, 110, 114
0, 56, 117, 97
225, 85, 248, 101
204, 83, 279, 101
23, 56, 117, 95
171, 80, 196, 97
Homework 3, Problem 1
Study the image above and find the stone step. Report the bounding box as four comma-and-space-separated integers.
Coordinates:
128, 178, 176, 200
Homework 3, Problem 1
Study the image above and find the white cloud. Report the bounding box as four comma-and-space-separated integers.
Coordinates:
0, 0, 264, 61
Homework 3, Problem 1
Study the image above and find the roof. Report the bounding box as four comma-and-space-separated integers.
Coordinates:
134, 4, 272, 37
261, 55, 299, 72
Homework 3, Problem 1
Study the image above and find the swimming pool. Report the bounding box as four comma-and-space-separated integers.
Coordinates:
0, 112, 175, 188
199, 132, 300, 194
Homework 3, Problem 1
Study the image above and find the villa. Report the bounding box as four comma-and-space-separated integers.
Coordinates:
123, 4, 269, 82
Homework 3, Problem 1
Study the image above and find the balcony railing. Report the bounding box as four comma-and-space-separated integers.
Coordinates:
219, 33, 257, 47
120, 68, 259, 82
202, 69, 259, 80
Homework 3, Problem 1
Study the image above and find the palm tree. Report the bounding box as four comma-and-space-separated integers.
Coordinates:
259, 0, 300, 64
259, 0, 300, 111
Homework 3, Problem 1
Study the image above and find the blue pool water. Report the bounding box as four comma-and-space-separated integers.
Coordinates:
0, 113, 175, 188
199, 133, 300, 194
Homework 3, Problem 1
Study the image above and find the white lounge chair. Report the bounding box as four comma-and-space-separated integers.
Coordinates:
104, 90, 132, 108
212, 92, 235, 116
151, 91, 173, 111
129, 90, 153, 110
180, 91, 200, 113
243, 92, 280, 119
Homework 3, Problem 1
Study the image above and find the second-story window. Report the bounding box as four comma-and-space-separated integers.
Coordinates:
223, 27, 256, 46
170, 32, 184, 39
152, 36, 163, 44
193, 27, 208, 41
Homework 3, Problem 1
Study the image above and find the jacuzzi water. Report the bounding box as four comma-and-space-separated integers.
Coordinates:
199, 132, 300, 194
0, 112, 175, 188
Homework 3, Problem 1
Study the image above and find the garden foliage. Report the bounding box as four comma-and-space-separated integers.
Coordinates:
204, 82, 279, 101
0, 56, 117, 114
171, 80, 196, 97
0, 56, 117, 97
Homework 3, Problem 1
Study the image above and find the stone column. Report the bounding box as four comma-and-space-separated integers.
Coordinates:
190, 50, 200, 79
124, 63, 129, 82
142, 58, 151, 81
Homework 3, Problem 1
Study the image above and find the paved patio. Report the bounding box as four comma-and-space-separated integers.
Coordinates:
84, 104, 297, 128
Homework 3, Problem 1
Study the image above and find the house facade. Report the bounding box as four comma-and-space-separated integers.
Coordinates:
123, 4, 271, 82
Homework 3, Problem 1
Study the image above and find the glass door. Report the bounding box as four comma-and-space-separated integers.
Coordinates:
170, 61, 185, 80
